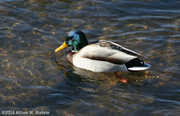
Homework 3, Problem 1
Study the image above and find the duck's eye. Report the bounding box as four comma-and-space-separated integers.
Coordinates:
66, 36, 73, 43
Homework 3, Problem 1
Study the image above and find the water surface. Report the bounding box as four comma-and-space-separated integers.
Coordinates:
0, 0, 180, 115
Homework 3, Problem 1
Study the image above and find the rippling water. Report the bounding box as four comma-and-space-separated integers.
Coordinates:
0, 0, 180, 115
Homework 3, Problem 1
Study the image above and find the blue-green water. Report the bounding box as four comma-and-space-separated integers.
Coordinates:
0, 0, 179, 115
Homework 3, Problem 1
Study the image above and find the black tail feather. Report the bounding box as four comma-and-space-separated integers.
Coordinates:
125, 58, 144, 69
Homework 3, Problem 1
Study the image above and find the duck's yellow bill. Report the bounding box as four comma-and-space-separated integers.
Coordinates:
55, 42, 68, 52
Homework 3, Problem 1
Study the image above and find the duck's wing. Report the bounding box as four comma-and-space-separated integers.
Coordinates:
75, 40, 142, 64
96, 40, 142, 57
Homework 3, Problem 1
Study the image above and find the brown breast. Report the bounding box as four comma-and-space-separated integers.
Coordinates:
66, 51, 76, 64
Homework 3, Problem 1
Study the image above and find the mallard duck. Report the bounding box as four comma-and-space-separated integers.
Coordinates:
55, 30, 150, 73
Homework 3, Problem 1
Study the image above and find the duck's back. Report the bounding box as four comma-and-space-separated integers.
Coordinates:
74, 40, 140, 64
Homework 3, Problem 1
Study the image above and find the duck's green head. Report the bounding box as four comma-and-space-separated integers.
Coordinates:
55, 30, 88, 52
